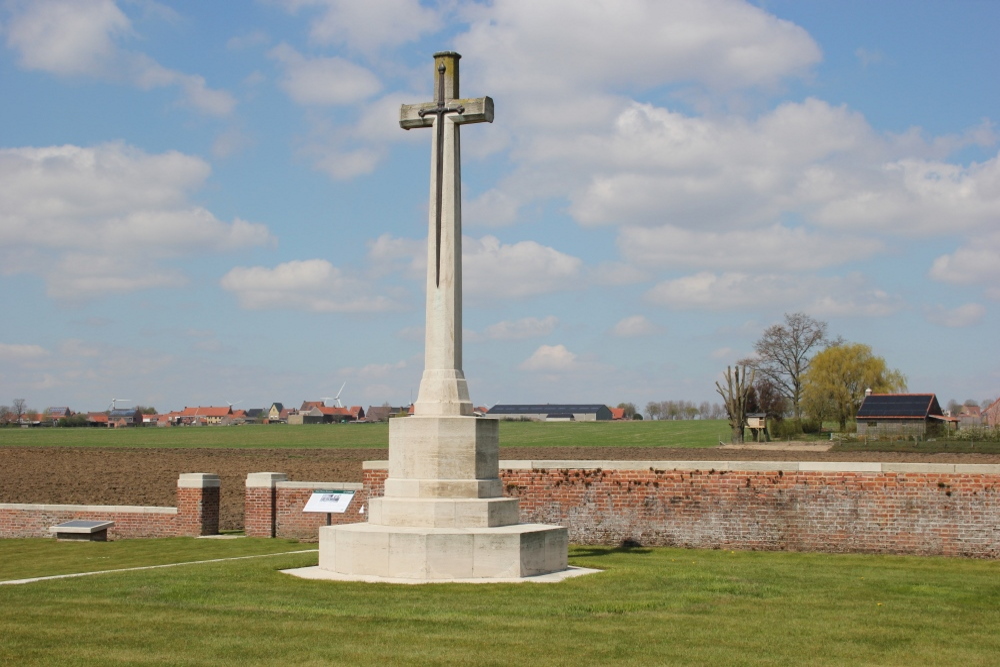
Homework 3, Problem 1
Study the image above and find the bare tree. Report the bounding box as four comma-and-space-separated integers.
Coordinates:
715, 366, 755, 443
740, 313, 828, 419
645, 401, 662, 420
12, 398, 27, 425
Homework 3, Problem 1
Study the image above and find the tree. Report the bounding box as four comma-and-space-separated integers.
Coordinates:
800, 343, 907, 431
12, 398, 27, 425
616, 402, 637, 420
715, 365, 755, 443
645, 401, 662, 420
740, 313, 829, 419
751, 377, 787, 420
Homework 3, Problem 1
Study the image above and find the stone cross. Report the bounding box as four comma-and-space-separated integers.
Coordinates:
400, 52, 493, 418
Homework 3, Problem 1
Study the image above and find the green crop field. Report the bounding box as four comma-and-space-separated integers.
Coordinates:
0, 419, 730, 449
2, 538, 998, 665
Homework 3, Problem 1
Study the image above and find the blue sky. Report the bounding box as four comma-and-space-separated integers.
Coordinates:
1, 0, 998, 414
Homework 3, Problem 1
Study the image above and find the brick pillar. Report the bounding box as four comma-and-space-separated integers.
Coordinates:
176, 473, 221, 536
245, 472, 287, 538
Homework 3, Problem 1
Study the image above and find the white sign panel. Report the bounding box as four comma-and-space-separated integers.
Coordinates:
303, 490, 356, 514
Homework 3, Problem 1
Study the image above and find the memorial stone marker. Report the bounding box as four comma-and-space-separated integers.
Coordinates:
315, 52, 569, 581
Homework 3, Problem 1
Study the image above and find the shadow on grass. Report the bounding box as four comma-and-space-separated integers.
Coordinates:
571, 540, 654, 559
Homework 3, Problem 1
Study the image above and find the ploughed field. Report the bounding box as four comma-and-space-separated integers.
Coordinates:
6, 446, 1000, 532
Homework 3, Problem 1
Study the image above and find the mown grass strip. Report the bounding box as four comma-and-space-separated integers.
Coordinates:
0, 537, 310, 581
1, 544, 999, 665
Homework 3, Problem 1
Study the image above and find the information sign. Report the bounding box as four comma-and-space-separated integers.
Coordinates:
303, 490, 355, 514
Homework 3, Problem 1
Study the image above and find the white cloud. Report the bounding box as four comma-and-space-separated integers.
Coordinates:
469, 316, 558, 342
269, 44, 381, 106
812, 153, 1000, 236
519, 344, 579, 372
620, 224, 881, 272
0, 342, 50, 361
463, 236, 583, 298
929, 231, 1000, 298
5, 0, 130, 75
220, 259, 395, 313
611, 315, 662, 338
458, 0, 820, 105
279, 0, 440, 54
646, 271, 901, 316
924, 303, 986, 328
366, 233, 583, 299
4, 0, 234, 115
0, 143, 273, 297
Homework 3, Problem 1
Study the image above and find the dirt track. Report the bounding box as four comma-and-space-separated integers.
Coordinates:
5, 446, 1000, 532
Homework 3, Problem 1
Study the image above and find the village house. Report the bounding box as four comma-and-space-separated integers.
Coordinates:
176, 406, 232, 425
483, 404, 614, 421
984, 397, 1000, 428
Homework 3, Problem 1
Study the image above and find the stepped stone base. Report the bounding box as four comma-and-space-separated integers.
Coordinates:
317, 522, 568, 581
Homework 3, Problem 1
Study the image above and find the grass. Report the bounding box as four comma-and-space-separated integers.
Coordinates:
0, 537, 312, 582
2, 540, 999, 665
0, 420, 729, 449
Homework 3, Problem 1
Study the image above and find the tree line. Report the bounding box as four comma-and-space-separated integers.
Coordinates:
716, 312, 912, 442
643, 400, 727, 421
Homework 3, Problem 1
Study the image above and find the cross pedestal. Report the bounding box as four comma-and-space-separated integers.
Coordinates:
312, 52, 572, 582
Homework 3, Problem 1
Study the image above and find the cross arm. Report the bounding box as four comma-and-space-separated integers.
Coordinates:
399, 96, 494, 129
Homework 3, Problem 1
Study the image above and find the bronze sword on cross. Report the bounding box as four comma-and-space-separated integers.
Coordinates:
400, 52, 493, 288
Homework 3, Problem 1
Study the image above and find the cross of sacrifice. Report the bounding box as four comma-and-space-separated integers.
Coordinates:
399, 52, 493, 418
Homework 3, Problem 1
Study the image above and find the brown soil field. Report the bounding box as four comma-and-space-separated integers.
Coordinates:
5, 446, 1000, 532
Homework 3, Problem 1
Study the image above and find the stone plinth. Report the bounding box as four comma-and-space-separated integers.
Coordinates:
311, 415, 569, 582
319, 522, 567, 580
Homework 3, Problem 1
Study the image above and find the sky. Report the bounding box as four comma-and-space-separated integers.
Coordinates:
1, 0, 999, 415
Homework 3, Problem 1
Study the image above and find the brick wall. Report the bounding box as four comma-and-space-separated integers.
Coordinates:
0, 505, 178, 539
0, 472, 220, 539
273, 482, 366, 541
361, 461, 1000, 558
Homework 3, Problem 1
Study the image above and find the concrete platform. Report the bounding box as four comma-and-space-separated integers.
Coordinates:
283, 564, 599, 585
318, 522, 570, 581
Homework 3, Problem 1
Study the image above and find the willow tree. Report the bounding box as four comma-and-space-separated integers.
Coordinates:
801, 343, 907, 431
715, 365, 755, 443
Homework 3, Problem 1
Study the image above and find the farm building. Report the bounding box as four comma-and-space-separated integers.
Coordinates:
108, 408, 143, 427
982, 397, 1000, 427
365, 406, 410, 422
288, 405, 365, 424
483, 404, 613, 422
855, 393, 954, 437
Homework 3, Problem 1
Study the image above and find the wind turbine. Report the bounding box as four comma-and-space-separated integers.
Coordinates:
333, 382, 346, 408
226, 400, 243, 408
109, 398, 131, 411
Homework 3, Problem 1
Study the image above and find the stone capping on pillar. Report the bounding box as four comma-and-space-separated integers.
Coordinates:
178, 473, 222, 488
246, 472, 288, 488
275, 481, 363, 491
244, 472, 287, 538
176, 472, 220, 537
363, 460, 1000, 474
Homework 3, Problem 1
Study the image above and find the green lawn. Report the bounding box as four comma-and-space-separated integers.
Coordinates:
0, 420, 728, 449
1, 540, 998, 665
0, 538, 312, 582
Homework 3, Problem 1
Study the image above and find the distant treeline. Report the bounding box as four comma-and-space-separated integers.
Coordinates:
645, 400, 726, 421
